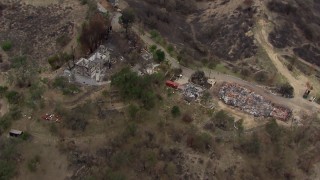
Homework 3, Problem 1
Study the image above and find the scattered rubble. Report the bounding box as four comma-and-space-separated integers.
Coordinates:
179, 83, 205, 103
219, 82, 291, 120
42, 113, 61, 123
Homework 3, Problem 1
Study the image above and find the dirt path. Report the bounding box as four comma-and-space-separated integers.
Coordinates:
254, 19, 320, 113
255, 20, 309, 97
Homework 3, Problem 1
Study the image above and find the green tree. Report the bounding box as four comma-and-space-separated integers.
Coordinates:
153, 49, 165, 63
120, 8, 135, 36
171, 106, 180, 118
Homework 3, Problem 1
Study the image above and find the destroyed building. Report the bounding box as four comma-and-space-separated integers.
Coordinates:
74, 45, 110, 82
179, 83, 205, 102
219, 82, 291, 120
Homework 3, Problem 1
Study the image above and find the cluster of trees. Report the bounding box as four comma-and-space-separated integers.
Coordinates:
111, 68, 164, 109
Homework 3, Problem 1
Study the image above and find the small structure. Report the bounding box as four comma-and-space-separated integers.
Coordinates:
74, 45, 110, 82
166, 80, 179, 89
9, 129, 23, 137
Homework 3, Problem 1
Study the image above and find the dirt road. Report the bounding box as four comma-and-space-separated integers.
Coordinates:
132, 26, 319, 115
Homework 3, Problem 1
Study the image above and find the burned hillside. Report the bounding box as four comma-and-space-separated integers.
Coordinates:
0, 1, 85, 63
267, 0, 320, 66
196, 4, 257, 61
126, 0, 258, 63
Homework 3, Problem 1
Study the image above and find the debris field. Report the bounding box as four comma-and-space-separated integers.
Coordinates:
219, 82, 291, 120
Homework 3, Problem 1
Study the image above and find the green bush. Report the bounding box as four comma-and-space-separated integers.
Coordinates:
1, 41, 12, 51
27, 155, 40, 172
149, 45, 157, 53
5, 91, 21, 105
0, 86, 8, 98
20, 132, 31, 141
171, 106, 180, 118
153, 49, 165, 63
167, 44, 174, 53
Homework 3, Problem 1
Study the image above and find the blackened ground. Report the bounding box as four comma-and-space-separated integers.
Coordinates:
268, 23, 302, 49
267, 0, 320, 66
127, 0, 257, 63
197, 7, 257, 61
293, 45, 320, 66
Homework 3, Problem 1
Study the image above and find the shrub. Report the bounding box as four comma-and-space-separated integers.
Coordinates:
0, 86, 8, 98
212, 110, 234, 131
277, 83, 294, 98
149, 45, 157, 53
167, 44, 174, 53
20, 132, 31, 141
182, 114, 193, 123
27, 155, 40, 172
1, 41, 12, 51
153, 49, 165, 63
171, 106, 180, 118
187, 132, 212, 152
5, 91, 21, 105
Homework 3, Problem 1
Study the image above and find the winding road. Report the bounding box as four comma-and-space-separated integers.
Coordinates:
132, 25, 320, 115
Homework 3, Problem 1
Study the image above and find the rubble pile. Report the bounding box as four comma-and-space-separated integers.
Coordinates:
219, 83, 291, 120
180, 83, 204, 102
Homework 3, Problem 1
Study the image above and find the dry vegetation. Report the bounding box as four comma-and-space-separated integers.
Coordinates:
0, 0, 320, 180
